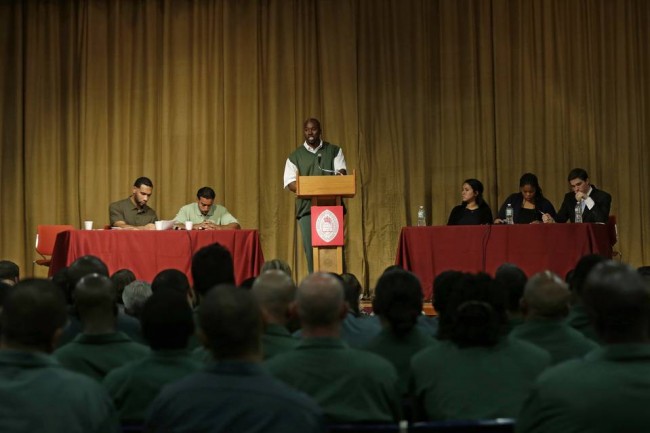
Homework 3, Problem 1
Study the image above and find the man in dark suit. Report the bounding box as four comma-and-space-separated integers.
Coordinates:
555, 168, 611, 223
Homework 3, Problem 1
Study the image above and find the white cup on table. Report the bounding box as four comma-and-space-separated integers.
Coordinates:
83, 221, 93, 230
155, 221, 164, 230
185, 221, 193, 231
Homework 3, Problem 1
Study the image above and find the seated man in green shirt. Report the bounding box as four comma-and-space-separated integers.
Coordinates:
173, 186, 240, 230
103, 289, 201, 423
109, 176, 158, 230
55, 274, 149, 381
265, 273, 402, 423
0, 279, 119, 432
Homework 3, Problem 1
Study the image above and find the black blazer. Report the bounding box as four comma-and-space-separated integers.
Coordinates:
556, 186, 611, 223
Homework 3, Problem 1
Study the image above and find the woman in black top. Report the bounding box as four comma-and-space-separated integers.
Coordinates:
494, 173, 557, 224
447, 178, 493, 225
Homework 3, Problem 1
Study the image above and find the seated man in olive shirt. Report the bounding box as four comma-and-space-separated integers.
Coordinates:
109, 176, 158, 230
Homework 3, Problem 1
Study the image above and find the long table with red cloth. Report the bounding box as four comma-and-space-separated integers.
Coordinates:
49, 229, 265, 285
395, 223, 613, 300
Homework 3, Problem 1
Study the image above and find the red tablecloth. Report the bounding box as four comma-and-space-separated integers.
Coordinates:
395, 224, 613, 300
49, 229, 265, 285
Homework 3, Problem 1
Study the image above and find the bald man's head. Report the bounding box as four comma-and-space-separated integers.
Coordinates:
523, 271, 570, 319
252, 270, 296, 323
296, 273, 345, 328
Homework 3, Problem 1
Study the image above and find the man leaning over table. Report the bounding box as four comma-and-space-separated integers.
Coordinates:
109, 177, 158, 230
173, 186, 240, 230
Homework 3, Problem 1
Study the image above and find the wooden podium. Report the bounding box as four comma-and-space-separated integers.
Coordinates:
296, 171, 356, 273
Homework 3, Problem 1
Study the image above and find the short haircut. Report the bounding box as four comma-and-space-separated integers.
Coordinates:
134, 177, 153, 188
1, 279, 67, 352
74, 274, 116, 318
296, 273, 345, 327
567, 168, 588, 182
260, 259, 292, 277
122, 280, 153, 317
0, 260, 19, 281
303, 117, 321, 130
68, 255, 109, 286
196, 187, 216, 200
191, 243, 235, 297
111, 269, 136, 305
584, 261, 650, 341
152, 269, 191, 296
66, 255, 110, 304
199, 284, 261, 359
252, 270, 296, 320
495, 263, 528, 312
373, 269, 422, 337
141, 290, 194, 350
524, 271, 570, 319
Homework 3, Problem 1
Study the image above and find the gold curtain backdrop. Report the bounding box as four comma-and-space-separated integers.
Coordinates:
1, 0, 649, 288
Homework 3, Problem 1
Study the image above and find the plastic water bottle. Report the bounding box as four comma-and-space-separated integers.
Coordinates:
505, 204, 514, 225
574, 201, 583, 223
417, 206, 426, 226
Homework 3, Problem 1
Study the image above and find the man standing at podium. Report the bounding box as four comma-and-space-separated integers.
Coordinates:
284, 118, 347, 273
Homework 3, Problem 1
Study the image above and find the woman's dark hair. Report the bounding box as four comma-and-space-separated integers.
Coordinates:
438, 273, 508, 347
519, 172, 545, 201
373, 269, 423, 337
432, 270, 463, 315
462, 178, 487, 207
341, 273, 363, 316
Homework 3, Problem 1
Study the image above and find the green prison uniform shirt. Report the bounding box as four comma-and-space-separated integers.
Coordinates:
411, 336, 550, 420
0, 350, 119, 433
510, 319, 598, 365
54, 332, 150, 381
103, 349, 202, 422
517, 344, 650, 433
109, 197, 157, 226
365, 326, 435, 395
265, 337, 402, 423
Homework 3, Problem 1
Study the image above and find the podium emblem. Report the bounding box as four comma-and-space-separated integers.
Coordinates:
311, 205, 345, 246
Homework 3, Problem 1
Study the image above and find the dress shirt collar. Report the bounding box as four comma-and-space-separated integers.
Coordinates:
303, 140, 323, 154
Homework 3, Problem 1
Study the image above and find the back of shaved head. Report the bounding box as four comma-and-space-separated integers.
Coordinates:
524, 271, 570, 319
252, 270, 296, 320
74, 274, 116, 319
584, 261, 650, 342
1, 279, 67, 352
296, 273, 345, 327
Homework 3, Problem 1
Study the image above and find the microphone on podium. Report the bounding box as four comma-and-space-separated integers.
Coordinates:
316, 153, 338, 175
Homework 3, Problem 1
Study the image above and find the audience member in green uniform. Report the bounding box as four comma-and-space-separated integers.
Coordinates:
495, 263, 527, 330
0, 279, 119, 432
103, 289, 201, 422
151, 268, 195, 306
146, 285, 325, 433
251, 270, 300, 359
266, 273, 402, 423
365, 269, 434, 395
411, 273, 550, 420
518, 262, 650, 433
565, 254, 606, 342
511, 271, 597, 364
55, 274, 149, 381
57, 256, 143, 347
